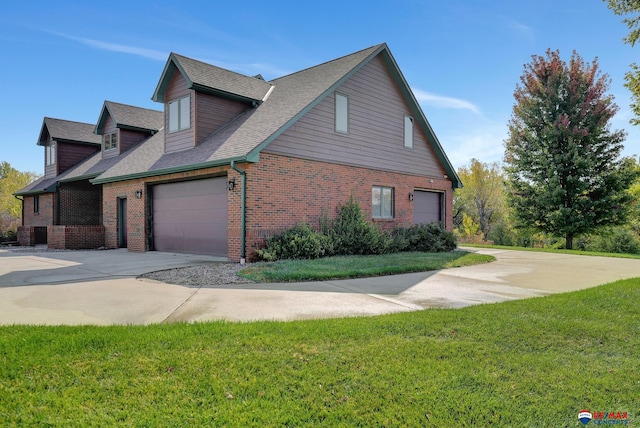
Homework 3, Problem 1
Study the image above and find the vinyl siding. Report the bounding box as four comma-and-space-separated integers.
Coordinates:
196, 92, 248, 143
265, 56, 446, 178
102, 115, 119, 159
120, 129, 149, 153
165, 72, 195, 152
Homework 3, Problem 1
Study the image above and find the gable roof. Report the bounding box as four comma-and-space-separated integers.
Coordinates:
94, 44, 462, 188
152, 53, 274, 105
37, 117, 102, 146
95, 101, 164, 135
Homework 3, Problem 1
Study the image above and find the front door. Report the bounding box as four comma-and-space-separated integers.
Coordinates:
118, 198, 128, 248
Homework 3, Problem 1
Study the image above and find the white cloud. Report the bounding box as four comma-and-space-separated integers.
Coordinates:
49, 31, 167, 61
413, 89, 480, 114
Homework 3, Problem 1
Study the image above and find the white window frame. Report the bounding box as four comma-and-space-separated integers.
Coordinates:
104, 131, 118, 151
45, 143, 56, 166
404, 115, 414, 148
335, 92, 349, 134
372, 186, 394, 219
168, 95, 191, 133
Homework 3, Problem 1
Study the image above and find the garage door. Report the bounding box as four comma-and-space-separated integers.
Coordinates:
413, 190, 442, 224
152, 177, 228, 256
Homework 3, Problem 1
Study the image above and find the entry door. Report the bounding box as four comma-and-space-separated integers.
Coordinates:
118, 198, 128, 248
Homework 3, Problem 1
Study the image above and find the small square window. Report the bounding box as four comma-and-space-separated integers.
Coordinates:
104, 132, 118, 151
372, 186, 394, 219
335, 92, 349, 133
168, 95, 191, 133
404, 115, 414, 148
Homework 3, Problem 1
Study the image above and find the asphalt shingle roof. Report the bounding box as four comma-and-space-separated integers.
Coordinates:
39, 118, 102, 146
96, 101, 164, 134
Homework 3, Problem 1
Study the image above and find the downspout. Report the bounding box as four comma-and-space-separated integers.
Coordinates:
14, 195, 24, 226
230, 161, 247, 264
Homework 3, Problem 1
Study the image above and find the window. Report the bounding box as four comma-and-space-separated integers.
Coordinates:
45, 143, 56, 165
168, 95, 191, 132
404, 115, 414, 148
335, 92, 349, 133
104, 132, 118, 151
33, 194, 40, 213
372, 186, 394, 219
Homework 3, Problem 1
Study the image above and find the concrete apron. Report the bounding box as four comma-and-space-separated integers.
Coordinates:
2, 247, 640, 326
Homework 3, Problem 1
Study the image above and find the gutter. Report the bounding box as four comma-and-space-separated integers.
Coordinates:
230, 160, 247, 264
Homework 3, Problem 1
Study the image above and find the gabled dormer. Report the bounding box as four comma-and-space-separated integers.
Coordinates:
151, 53, 274, 153
94, 101, 164, 159
38, 118, 102, 178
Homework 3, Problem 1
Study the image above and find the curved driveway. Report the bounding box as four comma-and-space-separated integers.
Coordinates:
1, 247, 640, 325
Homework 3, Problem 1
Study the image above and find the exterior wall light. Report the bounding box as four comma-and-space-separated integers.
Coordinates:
409, 192, 414, 201
135, 190, 143, 199
227, 179, 236, 191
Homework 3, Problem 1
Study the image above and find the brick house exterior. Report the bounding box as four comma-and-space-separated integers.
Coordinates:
17, 43, 462, 261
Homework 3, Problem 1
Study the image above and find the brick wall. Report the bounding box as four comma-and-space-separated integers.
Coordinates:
47, 225, 105, 249
59, 181, 102, 225
21, 193, 55, 227
232, 153, 454, 261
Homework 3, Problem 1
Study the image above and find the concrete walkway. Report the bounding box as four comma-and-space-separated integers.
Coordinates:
1, 247, 640, 325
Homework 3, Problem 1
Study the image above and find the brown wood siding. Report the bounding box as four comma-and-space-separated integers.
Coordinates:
120, 129, 149, 153
57, 142, 100, 175
165, 72, 195, 152
43, 134, 56, 178
265, 56, 446, 178
196, 92, 248, 143
102, 115, 118, 159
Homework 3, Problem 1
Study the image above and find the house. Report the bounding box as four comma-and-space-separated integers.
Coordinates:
17, 43, 462, 262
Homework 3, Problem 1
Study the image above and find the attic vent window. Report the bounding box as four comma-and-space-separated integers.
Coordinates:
45, 143, 56, 165
168, 95, 191, 133
404, 115, 414, 148
335, 92, 349, 134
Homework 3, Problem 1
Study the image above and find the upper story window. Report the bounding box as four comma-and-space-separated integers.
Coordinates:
45, 143, 56, 165
372, 186, 394, 219
168, 95, 191, 133
104, 132, 118, 151
335, 92, 349, 134
404, 115, 414, 148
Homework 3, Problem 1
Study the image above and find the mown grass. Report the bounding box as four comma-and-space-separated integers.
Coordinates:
238, 250, 495, 282
1, 278, 639, 426
462, 243, 640, 259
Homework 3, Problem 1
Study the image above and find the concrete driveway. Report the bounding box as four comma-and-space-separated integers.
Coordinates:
2, 247, 640, 325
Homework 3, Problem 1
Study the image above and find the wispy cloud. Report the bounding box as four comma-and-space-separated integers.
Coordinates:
507, 19, 535, 42
413, 89, 480, 114
48, 30, 167, 61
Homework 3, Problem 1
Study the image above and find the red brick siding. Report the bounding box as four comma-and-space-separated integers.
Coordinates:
58, 181, 102, 225
47, 225, 105, 249
22, 194, 55, 227
240, 153, 453, 261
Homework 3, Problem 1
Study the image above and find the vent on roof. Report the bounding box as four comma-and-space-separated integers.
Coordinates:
253, 74, 265, 81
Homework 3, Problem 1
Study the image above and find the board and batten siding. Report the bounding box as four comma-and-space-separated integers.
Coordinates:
164, 71, 195, 153
196, 93, 248, 144
265, 55, 446, 178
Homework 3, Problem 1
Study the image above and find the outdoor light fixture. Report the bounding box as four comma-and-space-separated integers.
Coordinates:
227, 179, 236, 191
135, 190, 143, 199
409, 192, 414, 201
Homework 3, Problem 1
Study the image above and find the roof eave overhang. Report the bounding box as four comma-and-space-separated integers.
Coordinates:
90, 155, 258, 185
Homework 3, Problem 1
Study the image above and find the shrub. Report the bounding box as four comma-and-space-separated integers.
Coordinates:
394, 223, 456, 253
255, 223, 333, 261
587, 227, 640, 255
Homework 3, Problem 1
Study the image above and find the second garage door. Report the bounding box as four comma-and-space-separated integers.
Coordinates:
413, 190, 443, 225
152, 177, 228, 257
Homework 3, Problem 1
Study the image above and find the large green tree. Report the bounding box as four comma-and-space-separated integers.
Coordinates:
504, 49, 637, 249
0, 162, 39, 239
605, 0, 640, 124
455, 158, 506, 239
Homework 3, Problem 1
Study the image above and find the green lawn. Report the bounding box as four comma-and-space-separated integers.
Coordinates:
462, 243, 640, 259
1, 278, 638, 426
239, 250, 494, 282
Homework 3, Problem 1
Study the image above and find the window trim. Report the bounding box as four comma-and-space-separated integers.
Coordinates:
33, 194, 40, 213
335, 92, 349, 134
104, 131, 118, 151
45, 143, 56, 166
372, 185, 394, 219
404, 115, 414, 148
168, 95, 191, 133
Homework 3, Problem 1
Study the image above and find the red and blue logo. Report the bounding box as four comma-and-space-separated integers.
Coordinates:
579, 410, 593, 425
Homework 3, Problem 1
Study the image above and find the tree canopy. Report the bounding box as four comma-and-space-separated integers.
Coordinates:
504, 49, 637, 249
0, 162, 39, 238
605, 0, 640, 124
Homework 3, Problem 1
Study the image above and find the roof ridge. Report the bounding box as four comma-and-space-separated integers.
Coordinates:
171, 52, 269, 82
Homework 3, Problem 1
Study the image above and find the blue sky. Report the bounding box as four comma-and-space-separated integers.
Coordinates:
1, 0, 638, 174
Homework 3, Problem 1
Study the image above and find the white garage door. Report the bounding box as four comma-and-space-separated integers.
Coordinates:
152, 177, 228, 257
413, 190, 442, 224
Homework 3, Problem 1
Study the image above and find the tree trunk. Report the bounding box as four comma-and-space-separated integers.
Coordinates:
565, 234, 574, 250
